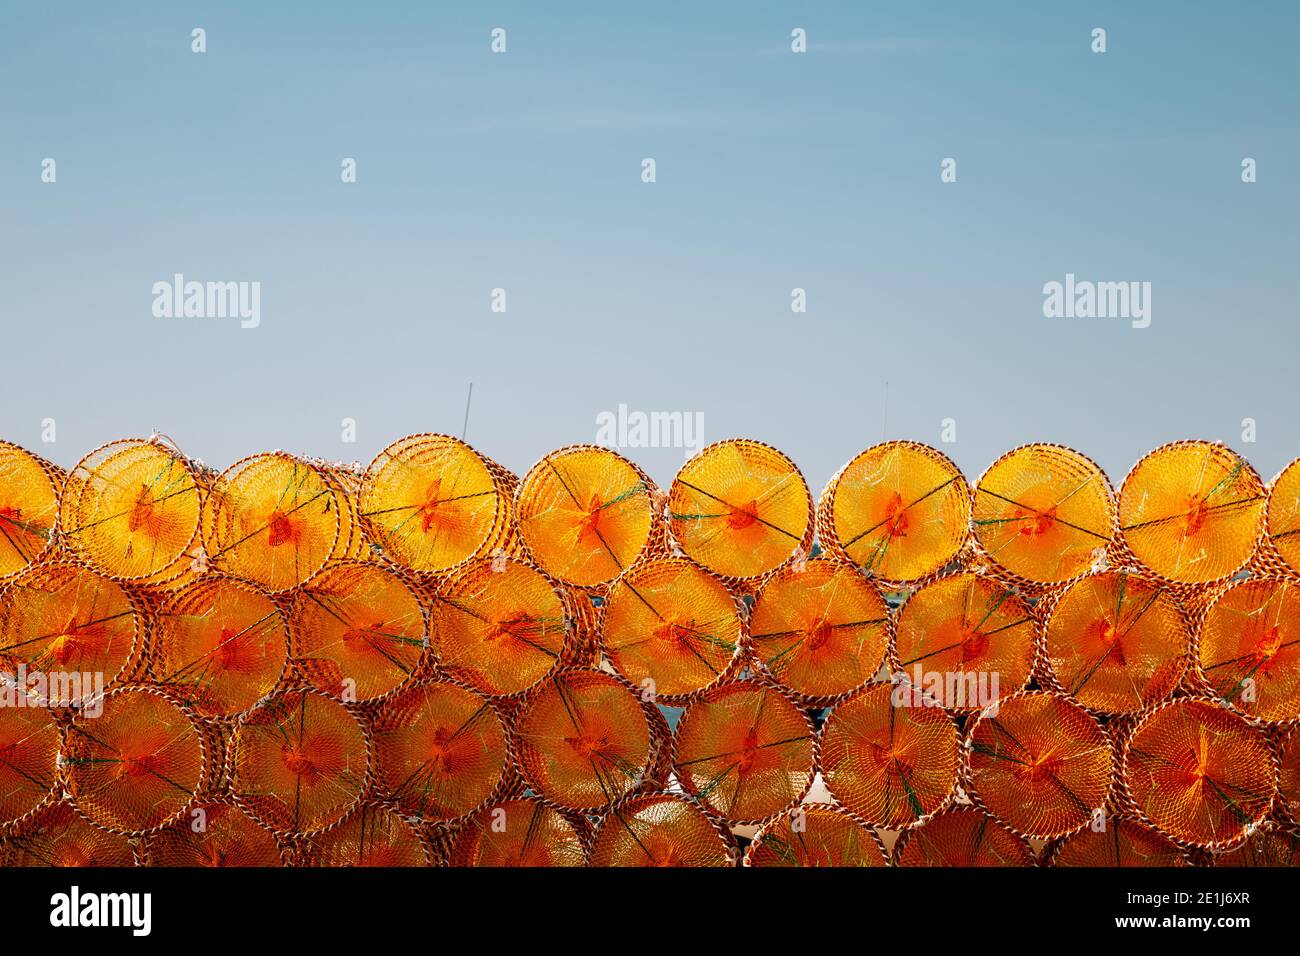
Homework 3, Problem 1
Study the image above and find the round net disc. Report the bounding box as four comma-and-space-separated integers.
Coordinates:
289, 562, 426, 702
1122, 698, 1276, 848
893, 572, 1035, 711
513, 670, 654, 812
64, 688, 206, 835
1117, 441, 1264, 585
744, 804, 888, 867
60, 438, 201, 581
1211, 824, 1300, 867
1041, 571, 1189, 715
300, 803, 429, 866
153, 576, 288, 718
0, 562, 139, 705
892, 806, 1035, 866
359, 434, 506, 574
371, 680, 510, 822
667, 439, 812, 582
820, 681, 959, 828
516, 445, 659, 590
0, 696, 60, 828
144, 800, 284, 866
966, 691, 1113, 840
0, 440, 59, 579
747, 558, 891, 705
672, 681, 814, 824
820, 442, 971, 585
448, 796, 588, 866
1197, 578, 1300, 722
200, 453, 341, 592
431, 556, 568, 697
588, 793, 733, 867
231, 689, 368, 835
973, 443, 1114, 586
1044, 816, 1190, 866
1265, 457, 1300, 574
1278, 727, 1300, 827
1, 800, 136, 866
599, 556, 743, 703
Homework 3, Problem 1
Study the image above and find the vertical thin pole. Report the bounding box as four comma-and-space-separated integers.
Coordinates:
461, 382, 474, 440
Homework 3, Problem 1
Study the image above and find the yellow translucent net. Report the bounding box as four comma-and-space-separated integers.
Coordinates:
0, 440, 59, 578
588, 793, 732, 867
64, 689, 206, 834
371, 681, 508, 821
893, 806, 1034, 866
600, 556, 741, 701
1266, 457, 1300, 573
823, 442, 970, 584
153, 577, 288, 717
231, 689, 368, 834
1, 801, 135, 867
673, 681, 814, 823
360, 434, 507, 574
516, 445, 657, 589
201, 453, 341, 592
820, 682, 958, 828
1123, 699, 1276, 848
301, 804, 428, 867
668, 440, 811, 581
973, 444, 1113, 585
893, 572, 1034, 710
0, 697, 60, 827
290, 562, 426, 702
745, 804, 887, 867
431, 556, 567, 697
748, 558, 890, 703
967, 692, 1112, 839
60, 439, 200, 581
1119, 442, 1264, 584
449, 797, 588, 867
1047, 817, 1188, 866
514, 671, 652, 812
1042, 571, 1188, 715
1198, 578, 1300, 722
0, 562, 139, 701
146, 801, 283, 867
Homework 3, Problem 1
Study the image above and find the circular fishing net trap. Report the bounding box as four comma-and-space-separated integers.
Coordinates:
1039, 570, 1190, 716
230, 688, 369, 835
1278, 726, 1300, 829
744, 803, 888, 867
892, 571, 1034, 712
0, 695, 60, 830
1195, 577, 1300, 723
59, 437, 201, 583
63, 687, 207, 835
1211, 823, 1300, 867
588, 792, 735, 867
1, 800, 136, 867
430, 555, 569, 698
1120, 697, 1277, 849
515, 444, 662, 591
965, 690, 1113, 840
972, 443, 1114, 590
820, 681, 959, 828
152, 576, 288, 718
599, 556, 744, 703
1261, 456, 1300, 577
672, 680, 815, 824
0, 440, 60, 580
288, 561, 427, 703
666, 439, 813, 584
359, 434, 513, 576
512, 670, 657, 813
747, 558, 891, 706
1116, 441, 1265, 587
200, 452, 343, 593
817, 442, 971, 587
0, 562, 142, 703
891, 805, 1035, 866
299, 803, 430, 866
1043, 815, 1190, 866
448, 796, 589, 867
371, 680, 511, 822
143, 799, 285, 866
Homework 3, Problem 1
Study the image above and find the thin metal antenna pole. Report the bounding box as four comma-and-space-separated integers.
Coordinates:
461, 382, 474, 440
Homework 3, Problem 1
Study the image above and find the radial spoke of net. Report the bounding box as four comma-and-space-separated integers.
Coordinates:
0, 608, 135, 654
63, 484, 198, 537
674, 479, 802, 543
841, 475, 960, 550
977, 487, 1109, 540
208, 488, 330, 559
1120, 495, 1264, 534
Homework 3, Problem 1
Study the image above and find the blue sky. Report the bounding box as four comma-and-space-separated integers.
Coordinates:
1, 1, 1297, 490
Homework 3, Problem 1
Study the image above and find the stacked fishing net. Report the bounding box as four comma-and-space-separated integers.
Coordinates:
0, 434, 1296, 866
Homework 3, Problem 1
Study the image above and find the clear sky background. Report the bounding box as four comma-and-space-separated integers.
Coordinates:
2, 2, 1297, 491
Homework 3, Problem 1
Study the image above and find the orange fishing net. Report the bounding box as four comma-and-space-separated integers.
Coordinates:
1211, 824, 1300, 866
299, 803, 430, 866
0, 692, 60, 828
587, 793, 734, 867
144, 800, 284, 866
892, 806, 1035, 866
1, 800, 136, 866
1263, 457, 1300, 575
0, 440, 59, 580
1044, 816, 1190, 866
744, 804, 888, 867
448, 796, 589, 867
1195, 577, 1300, 722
